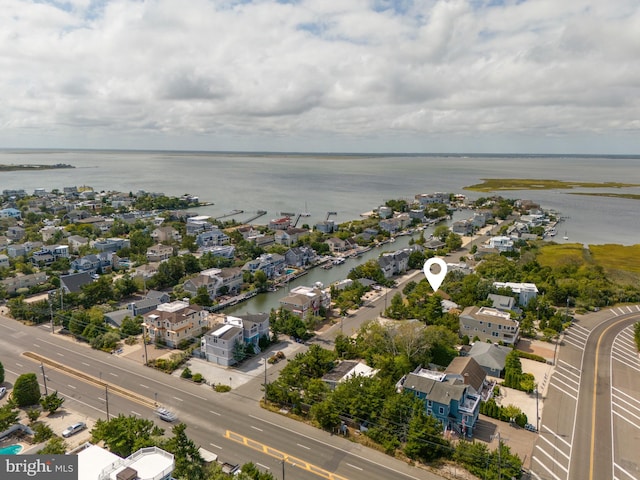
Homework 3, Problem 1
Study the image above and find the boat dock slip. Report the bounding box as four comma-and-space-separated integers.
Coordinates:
214, 209, 244, 220
242, 210, 267, 223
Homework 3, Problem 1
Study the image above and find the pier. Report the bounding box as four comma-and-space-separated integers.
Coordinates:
242, 210, 267, 223
214, 209, 244, 220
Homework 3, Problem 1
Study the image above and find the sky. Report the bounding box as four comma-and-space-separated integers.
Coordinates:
1, 0, 639, 154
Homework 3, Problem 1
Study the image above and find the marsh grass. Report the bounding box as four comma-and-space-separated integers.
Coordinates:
464, 178, 640, 192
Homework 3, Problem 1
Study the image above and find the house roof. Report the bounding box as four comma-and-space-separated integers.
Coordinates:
404, 372, 466, 404
60, 272, 93, 293
468, 342, 511, 372
322, 360, 376, 384
444, 357, 487, 394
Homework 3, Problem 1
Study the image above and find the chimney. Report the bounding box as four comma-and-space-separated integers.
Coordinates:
463, 373, 470, 385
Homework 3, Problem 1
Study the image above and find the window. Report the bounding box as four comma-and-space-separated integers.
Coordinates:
487, 322, 492, 328
492, 331, 499, 337
427, 400, 432, 407
498, 324, 502, 330
439, 407, 445, 415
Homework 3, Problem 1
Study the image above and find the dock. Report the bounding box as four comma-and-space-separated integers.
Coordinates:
242, 210, 267, 223
214, 209, 243, 220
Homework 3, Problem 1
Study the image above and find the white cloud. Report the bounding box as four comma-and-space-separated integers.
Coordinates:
0, 0, 638, 153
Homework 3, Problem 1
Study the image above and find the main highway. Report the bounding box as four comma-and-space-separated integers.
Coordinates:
530, 306, 640, 480
0, 310, 445, 480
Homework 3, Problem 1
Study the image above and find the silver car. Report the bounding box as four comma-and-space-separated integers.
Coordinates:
62, 422, 86, 438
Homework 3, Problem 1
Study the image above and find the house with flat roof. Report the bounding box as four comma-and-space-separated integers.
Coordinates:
76, 443, 174, 480
146, 244, 174, 262
492, 282, 538, 306
459, 306, 520, 346
182, 267, 243, 300
201, 313, 270, 365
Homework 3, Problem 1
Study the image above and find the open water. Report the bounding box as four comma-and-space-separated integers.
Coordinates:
1, 150, 638, 247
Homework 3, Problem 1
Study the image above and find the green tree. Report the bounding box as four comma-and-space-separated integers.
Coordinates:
192, 286, 213, 307
253, 270, 268, 291
403, 406, 451, 462
120, 316, 143, 336
13, 373, 41, 407
162, 423, 206, 480
37, 436, 67, 455
0, 403, 20, 431
91, 414, 164, 457
433, 225, 450, 242
40, 391, 65, 415
32, 422, 54, 443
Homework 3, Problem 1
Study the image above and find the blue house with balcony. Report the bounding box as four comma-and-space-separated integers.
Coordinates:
399, 367, 481, 438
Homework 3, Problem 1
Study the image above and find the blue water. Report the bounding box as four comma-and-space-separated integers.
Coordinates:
0, 150, 638, 246
0, 444, 23, 454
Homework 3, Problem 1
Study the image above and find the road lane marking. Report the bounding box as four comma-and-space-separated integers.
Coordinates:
131, 411, 141, 416
562, 337, 585, 349
553, 369, 579, 386
296, 443, 310, 450
82, 362, 90, 367
542, 425, 572, 449
537, 435, 570, 461
612, 410, 640, 429
209, 443, 222, 450
67, 384, 76, 389
247, 415, 422, 480
615, 462, 638, 480
548, 378, 578, 399
251, 426, 263, 432
612, 387, 640, 408
15, 362, 23, 367
346, 463, 363, 471
33, 343, 40, 348
109, 372, 118, 377
57, 352, 64, 356
256, 463, 270, 470
532, 456, 564, 480
173, 396, 183, 402
140, 384, 149, 389
612, 355, 640, 373
209, 410, 221, 416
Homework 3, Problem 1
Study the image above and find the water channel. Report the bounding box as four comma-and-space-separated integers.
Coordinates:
225, 211, 470, 315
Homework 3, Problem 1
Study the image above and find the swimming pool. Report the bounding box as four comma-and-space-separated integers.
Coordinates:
286, 269, 295, 275
0, 444, 23, 454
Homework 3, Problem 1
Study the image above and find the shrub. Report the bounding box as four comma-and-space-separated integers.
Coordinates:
192, 373, 204, 383
13, 373, 41, 407
213, 384, 231, 393
32, 422, 54, 443
514, 350, 547, 363
181, 367, 193, 379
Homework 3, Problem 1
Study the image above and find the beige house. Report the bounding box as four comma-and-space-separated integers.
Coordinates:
143, 300, 209, 348
146, 244, 174, 262
459, 306, 520, 345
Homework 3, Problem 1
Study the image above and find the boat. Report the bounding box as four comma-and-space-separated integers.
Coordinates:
563, 232, 569, 240
332, 257, 346, 265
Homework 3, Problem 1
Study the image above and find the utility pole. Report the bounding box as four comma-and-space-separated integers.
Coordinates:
49, 298, 54, 333
535, 384, 540, 433
281, 457, 285, 480
39, 363, 48, 395
105, 384, 110, 420
263, 357, 268, 404
142, 324, 148, 366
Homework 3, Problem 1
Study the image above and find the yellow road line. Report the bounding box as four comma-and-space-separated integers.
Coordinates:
225, 430, 350, 480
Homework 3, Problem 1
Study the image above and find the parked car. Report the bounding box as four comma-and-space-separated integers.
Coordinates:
62, 422, 86, 438
0, 386, 6, 399
524, 423, 537, 432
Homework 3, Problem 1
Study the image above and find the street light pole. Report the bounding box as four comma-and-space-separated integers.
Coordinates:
535, 385, 539, 433
39, 363, 48, 395
281, 457, 285, 480
263, 357, 268, 404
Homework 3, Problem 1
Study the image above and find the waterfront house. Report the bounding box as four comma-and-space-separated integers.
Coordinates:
237, 225, 259, 240
146, 244, 174, 262
459, 306, 520, 346
415, 192, 450, 205
284, 246, 316, 267
143, 300, 209, 348
242, 253, 285, 278
492, 282, 538, 306
186, 215, 213, 235
452, 220, 474, 236
274, 227, 308, 246
0, 254, 9, 269
182, 267, 243, 300
377, 205, 393, 218
199, 244, 235, 259
325, 237, 347, 253
268, 217, 291, 230
279, 285, 330, 318
315, 220, 336, 233
399, 367, 481, 437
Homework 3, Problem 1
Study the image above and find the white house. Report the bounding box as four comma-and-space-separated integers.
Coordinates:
492, 282, 538, 306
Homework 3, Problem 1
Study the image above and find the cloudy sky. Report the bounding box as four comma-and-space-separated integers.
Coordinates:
1, 0, 639, 154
